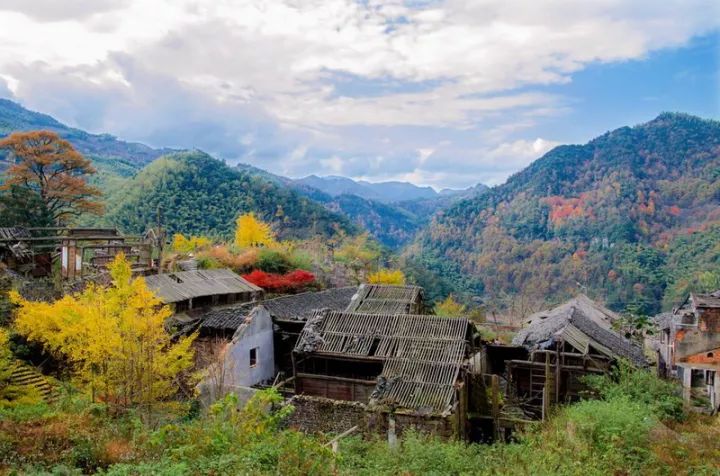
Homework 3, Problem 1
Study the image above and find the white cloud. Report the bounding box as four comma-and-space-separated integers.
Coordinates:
0, 0, 716, 187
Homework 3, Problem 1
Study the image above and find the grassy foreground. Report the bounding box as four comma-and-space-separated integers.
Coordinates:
1, 366, 718, 475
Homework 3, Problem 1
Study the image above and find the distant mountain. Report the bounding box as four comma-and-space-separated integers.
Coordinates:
408, 113, 720, 313
0, 98, 174, 166
235, 164, 489, 248
102, 151, 356, 239
235, 165, 420, 247
296, 175, 439, 203
441, 183, 490, 198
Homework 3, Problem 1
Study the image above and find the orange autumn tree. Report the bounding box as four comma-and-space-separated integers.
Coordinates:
11, 254, 195, 407
0, 130, 103, 224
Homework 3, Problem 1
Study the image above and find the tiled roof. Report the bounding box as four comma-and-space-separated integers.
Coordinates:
513, 295, 646, 366
144, 269, 262, 304
200, 286, 357, 332
346, 284, 423, 314
295, 310, 470, 414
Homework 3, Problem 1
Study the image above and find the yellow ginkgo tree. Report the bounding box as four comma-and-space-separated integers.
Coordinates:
435, 295, 467, 317
11, 254, 196, 408
234, 212, 276, 248
172, 233, 212, 254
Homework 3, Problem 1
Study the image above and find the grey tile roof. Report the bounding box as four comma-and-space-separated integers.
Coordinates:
513, 295, 646, 366
144, 269, 262, 304
295, 310, 470, 414
200, 286, 358, 332
568, 309, 647, 366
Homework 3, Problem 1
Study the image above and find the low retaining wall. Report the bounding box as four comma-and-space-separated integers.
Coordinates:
285, 395, 367, 434
284, 395, 457, 438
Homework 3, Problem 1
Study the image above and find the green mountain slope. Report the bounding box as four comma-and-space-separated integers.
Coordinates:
409, 113, 720, 314
102, 151, 356, 239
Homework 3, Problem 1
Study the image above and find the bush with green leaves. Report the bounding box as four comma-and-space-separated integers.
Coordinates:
105, 390, 333, 476
583, 360, 685, 422
255, 249, 295, 274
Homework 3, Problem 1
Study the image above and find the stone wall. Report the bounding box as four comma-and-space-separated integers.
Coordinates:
367, 411, 455, 439
284, 394, 458, 439
285, 395, 368, 434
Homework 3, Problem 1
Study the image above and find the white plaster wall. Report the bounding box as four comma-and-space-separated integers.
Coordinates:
224, 306, 275, 387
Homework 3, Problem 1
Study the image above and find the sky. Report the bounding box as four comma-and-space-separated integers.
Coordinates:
0, 0, 718, 189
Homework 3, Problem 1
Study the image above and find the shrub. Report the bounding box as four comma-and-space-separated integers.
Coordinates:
200, 246, 259, 273
242, 270, 316, 293
583, 360, 685, 422
256, 249, 294, 274
367, 269, 406, 285
195, 255, 221, 270
288, 250, 314, 272
434, 295, 467, 316
172, 234, 212, 254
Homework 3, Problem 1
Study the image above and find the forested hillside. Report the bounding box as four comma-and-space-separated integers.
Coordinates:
101, 151, 356, 239
409, 113, 720, 314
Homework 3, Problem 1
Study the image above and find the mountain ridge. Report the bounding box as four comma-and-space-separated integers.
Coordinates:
0, 98, 175, 166
408, 112, 720, 312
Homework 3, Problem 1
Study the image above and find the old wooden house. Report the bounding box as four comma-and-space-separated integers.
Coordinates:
656, 291, 720, 411
291, 309, 474, 438
510, 295, 646, 419
0, 226, 155, 278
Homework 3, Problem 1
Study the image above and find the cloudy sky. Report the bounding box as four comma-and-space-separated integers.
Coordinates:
0, 0, 718, 189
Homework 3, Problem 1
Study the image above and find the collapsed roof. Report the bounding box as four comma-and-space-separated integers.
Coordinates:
513, 295, 646, 367
295, 309, 470, 415
0, 227, 32, 260
346, 284, 423, 315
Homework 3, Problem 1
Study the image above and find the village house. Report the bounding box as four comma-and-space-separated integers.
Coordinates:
655, 291, 720, 411
509, 295, 646, 419
0, 226, 155, 278
289, 309, 475, 439
197, 286, 358, 382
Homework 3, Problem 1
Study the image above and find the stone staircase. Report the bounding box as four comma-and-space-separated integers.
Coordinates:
9, 362, 58, 403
